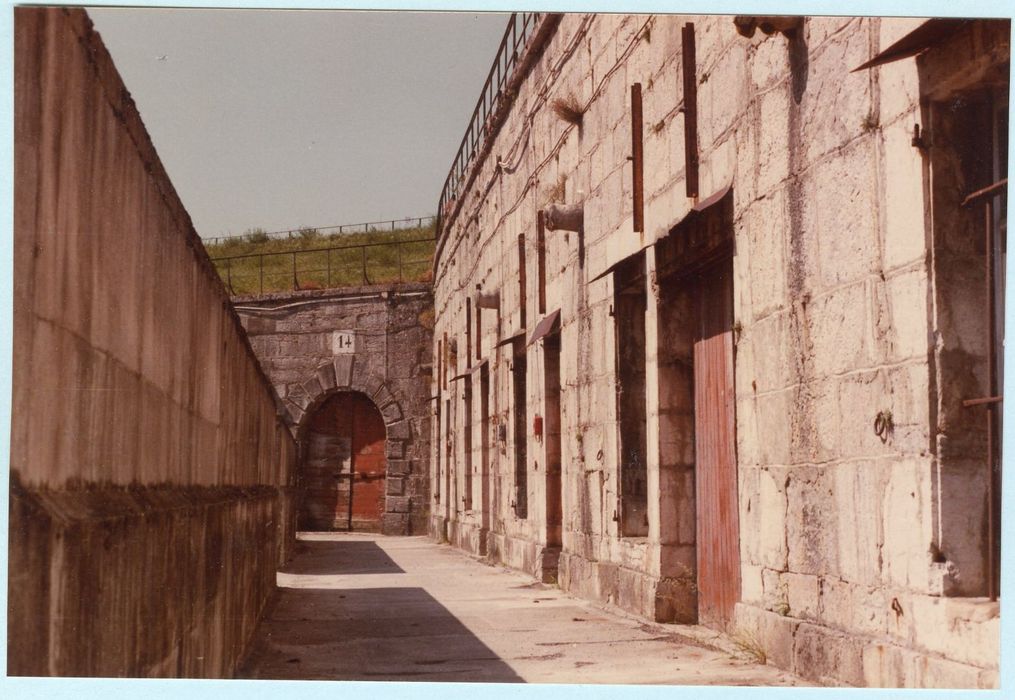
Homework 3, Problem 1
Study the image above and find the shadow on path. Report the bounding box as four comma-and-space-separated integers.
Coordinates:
239, 537, 522, 682
280, 538, 404, 575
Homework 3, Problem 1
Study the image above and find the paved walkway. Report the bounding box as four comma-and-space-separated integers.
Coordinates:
238, 533, 804, 685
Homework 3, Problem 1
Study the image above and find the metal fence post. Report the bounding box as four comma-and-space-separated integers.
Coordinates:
361, 246, 368, 285
292, 252, 298, 291
259, 254, 264, 295
397, 242, 403, 283
327, 248, 332, 287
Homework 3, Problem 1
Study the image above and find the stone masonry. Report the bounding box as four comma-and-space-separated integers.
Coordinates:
234, 283, 433, 535
430, 14, 1005, 688
10, 8, 297, 677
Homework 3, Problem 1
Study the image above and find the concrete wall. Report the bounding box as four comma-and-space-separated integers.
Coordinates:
9, 7, 298, 677
234, 283, 433, 535
431, 14, 1004, 688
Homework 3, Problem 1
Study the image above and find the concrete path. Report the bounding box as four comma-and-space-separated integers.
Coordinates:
238, 533, 804, 685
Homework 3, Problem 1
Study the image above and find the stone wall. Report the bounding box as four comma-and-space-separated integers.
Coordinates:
234, 283, 433, 535
431, 13, 1004, 688
9, 7, 297, 677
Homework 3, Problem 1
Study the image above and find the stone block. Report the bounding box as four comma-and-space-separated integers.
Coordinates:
786, 466, 838, 576
315, 361, 337, 391
881, 460, 932, 590
372, 383, 394, 407
386, 496, 410, 513
387, 421, 410, 440
740, 563, 764, 604
784, 572, 819, 620
882, 120, 926, 270
819, 576, 888, 638
793, 622, 864, 687
913, 653, 986, 689
386, 477, 405, 496
385, 439, 405, 460
382, 512, 410, 535
809, 283, 869, 378
301, 375, 323, 402
383, 458, 408, 474
757, 467, 788, 570
380, 401, 402, 424
333, 355, 354, 387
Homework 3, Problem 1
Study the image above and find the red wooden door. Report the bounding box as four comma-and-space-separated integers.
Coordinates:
301, 392, 386, 531
694, 258, 740, 628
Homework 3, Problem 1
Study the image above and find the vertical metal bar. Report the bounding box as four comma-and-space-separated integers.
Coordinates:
518, 233, 527, 328
292, 252, 298, 291
466, 297, 473, 368
631, 83, 644, 233
537, 210, 547, 314
259, 254, 264, 295
227, 259, 233, 295
361, 246, 368, 285
327, 249, 332, 287
476, 304, 482, 362
443, 331, 449, 390
397, 242, 403, 283
985, 198, 998, 601
682, 23, 700, 199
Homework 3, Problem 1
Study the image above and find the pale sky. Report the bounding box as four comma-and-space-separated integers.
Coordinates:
88, 7, 509, 238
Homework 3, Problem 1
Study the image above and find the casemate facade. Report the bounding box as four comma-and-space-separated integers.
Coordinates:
430, 14, 1006, 688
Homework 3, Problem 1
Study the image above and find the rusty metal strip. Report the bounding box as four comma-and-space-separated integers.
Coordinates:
465, 297, 473, 369
631, 82, 645, 233
682, 23, 699, 199
518, 233, 528, 328
961, 178, 1007, 208
537, 210, 547, 314
962, 395, 1003, 407
852, 18, 968, 72
495, 329, 527, 348
528, 309, 561, 346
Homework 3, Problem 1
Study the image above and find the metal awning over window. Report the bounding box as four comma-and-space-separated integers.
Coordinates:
852, 19, 969, 72
528, 309, 561, 345
494, 329, 527, 348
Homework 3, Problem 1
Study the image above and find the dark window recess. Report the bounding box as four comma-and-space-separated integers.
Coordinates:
434, 391, 442, 504
544, 334, 563, 549
444, 398, 452, 515
615, 252, 648, 537
513, 338, 529, 518
480, 362, 491, 531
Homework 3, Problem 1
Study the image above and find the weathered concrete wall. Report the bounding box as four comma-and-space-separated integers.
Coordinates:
431, 13, 1004, 688
10, 7, 297, 677
234, 283, 433, 535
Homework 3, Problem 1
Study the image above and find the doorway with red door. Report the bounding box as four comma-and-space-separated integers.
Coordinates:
299, 391, 387, 532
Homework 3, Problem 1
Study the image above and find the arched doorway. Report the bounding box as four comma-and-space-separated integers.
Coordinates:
299, 391, 387, 532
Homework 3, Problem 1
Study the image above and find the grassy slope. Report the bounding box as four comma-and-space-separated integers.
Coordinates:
203, 224, 436, 296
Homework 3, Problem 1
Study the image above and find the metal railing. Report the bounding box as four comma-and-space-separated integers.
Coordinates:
210, 236, 436, 296
204, 215, 436, 246
436, 13, 545, 230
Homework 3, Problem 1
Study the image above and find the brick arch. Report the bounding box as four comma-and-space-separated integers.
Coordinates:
290, 356, 412, 461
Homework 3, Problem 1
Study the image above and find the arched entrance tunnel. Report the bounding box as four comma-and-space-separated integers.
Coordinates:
299, 391, 387, 531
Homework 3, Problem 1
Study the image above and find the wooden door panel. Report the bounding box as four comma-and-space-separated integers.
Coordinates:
300, 392, 386, 531
694, 259, 740, 628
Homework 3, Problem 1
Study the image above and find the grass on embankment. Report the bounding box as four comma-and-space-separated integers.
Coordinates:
202, 223, 436, 296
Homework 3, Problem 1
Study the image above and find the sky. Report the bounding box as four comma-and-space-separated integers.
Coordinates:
87, 7, 509, 239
